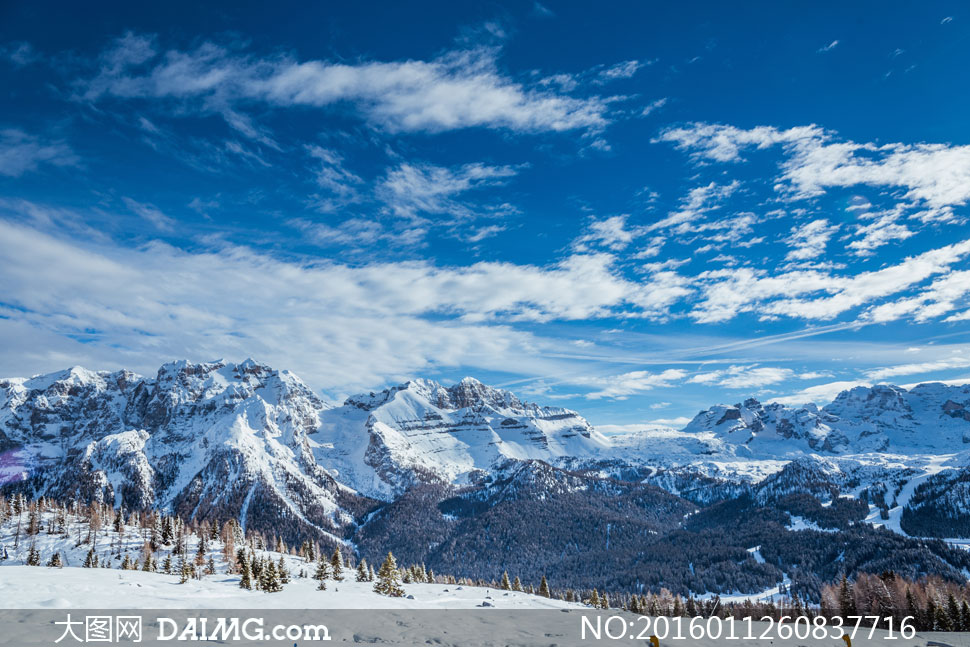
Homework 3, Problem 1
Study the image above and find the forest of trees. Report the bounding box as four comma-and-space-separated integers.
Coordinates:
3, 491, 970, 629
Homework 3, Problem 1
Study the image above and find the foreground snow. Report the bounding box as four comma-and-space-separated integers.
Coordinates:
0, 565, 579, 609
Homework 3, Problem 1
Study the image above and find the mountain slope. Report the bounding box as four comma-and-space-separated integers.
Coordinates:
311, 377, 610, 499
0, 360, 371, 545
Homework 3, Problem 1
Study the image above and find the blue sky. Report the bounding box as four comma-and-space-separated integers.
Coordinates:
2, 1, 970, 428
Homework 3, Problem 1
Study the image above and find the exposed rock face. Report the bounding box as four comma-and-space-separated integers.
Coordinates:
0, 360, 364, 544
681, 382, 970, 455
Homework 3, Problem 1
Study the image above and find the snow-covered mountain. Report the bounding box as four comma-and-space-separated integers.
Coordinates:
0, 361, 613, 541
674, 382, 970, 457
0, 360, 360, 544
4, 360, 970, 545
311, 377, 609, 499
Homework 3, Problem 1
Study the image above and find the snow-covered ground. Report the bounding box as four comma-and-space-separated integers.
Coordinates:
0, 508, 578, 609
0, 565, 575, 609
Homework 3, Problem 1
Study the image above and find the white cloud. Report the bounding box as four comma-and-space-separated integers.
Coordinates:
847, 208, 915, 255
771, 380, 865, 406
0, 129, 78, 177
691, 237, 970, 323
78, 34, 613, 136
4, 41, 39, 66
598, 60, 643, 81
377, 161, 519, 225
572, 215, 642, 251
656, 123, 824, 163
305, 146, 363, 212
641, 98, 668, 117
864, 269, 970, 323
798, 371, 834, 380
0, 216, 698, 390
785, 218, 838, 260
658, 122, 970, 221
577, 369, 688, 400
689, 365, 794, 389
817, 40, 840, 53
866, 355, 970, 380
648, 181, 739, 233
121, 197, 177, 232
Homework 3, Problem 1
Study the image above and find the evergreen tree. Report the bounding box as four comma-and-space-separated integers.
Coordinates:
589, 590, 600, 607
162, 554, 172, 574
838, 574, 856, 617
143, 556, 153, 572
374, 552, 404, 597
314, 556, 329, 582
83, 548, 97, 568
261, 559, 283, 592
239, 553, 253, 590
513, 576, 523, 592
368, 564, 375, 582
179, 558, 193, 584
278, 556, 289, 584
330, 547, 344, 581
26, 543, 40, 566
356, 559, 368, 582
501, 571, 512, 591
946, 594, 961, 631
46, 552, 63, 568
539, 576, 550, 598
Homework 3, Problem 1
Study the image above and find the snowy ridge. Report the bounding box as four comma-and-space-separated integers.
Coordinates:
4, 361, 970, 542
312, 376, 610, 499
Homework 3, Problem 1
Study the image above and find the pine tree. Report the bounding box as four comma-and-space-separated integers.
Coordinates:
513, 576, 523, 592
121, 554, 132, 570
239, 553, 253, 590
838, 574, 856, 617
356, 559, 368, 582
162, 554, 173, 574
538, 576, 550, 598
278, 556, 289, 584
179, 558, 193, 584
314, 556, 329, 582
47, 552, 63, 568
368, 564, 375, 582
26, 543, 40, 566
83, 548, 97, 568
330, 547, 344, 581
374, 552, 404, 597
143, 555, 153, 572
501, 571, 512, 590
589, 590, 600, 607
262, 559, 283, 593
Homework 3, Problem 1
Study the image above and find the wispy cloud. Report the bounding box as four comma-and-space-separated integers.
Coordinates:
866, 355, 970, 380
377, 161, 520, 227
0, 129, 78, 177
689, 365, 794, 389
576, 369, 688, 399
817, 40, 840, 53
785, 219, 838, 260
76, 33, 614, 137
121, 197, 177, 232
657, 122, 970, 222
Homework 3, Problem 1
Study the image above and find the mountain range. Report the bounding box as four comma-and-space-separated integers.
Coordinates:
2, 359, 970, 599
